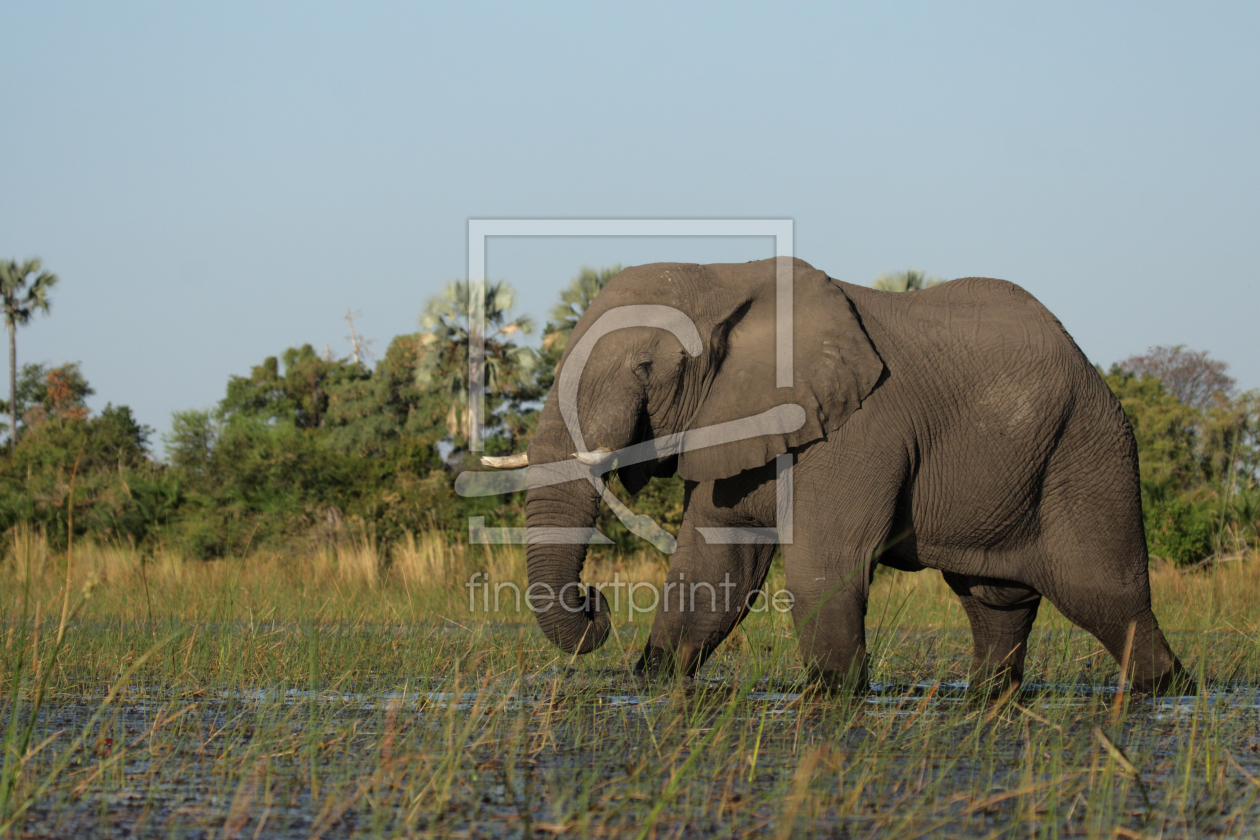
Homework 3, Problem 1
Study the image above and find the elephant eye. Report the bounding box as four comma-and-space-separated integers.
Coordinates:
633, 358, 653, 380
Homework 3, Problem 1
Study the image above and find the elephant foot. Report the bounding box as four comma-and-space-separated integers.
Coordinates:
1122, 628, 1196, 697
966, 665, 1026, 702
634, 643, 689, 686
810, 658, 870, 697
1130, 663, 1197, 698
966, 675, 1024, 705
634, 640, 710, 685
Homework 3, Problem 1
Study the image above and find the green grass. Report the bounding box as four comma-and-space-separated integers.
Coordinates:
3, 534, 1260, 838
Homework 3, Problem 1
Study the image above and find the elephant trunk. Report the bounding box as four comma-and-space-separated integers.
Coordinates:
524, 340, 647, 655
524, 470, 610, 654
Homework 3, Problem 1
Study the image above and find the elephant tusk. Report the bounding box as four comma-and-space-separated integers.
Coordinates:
573, 447, 613, 465
480, 452, 529, 469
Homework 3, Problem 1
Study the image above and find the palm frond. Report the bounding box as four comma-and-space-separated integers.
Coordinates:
0, 259, 57, 328
549, 264, 620, 326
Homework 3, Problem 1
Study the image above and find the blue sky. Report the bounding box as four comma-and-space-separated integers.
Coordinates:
2, 3, 1257, 445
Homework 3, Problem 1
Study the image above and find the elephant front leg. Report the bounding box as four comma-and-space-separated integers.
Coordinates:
635, 516, 776, 681
943, 573, 1041, 697
787, 562, 872, 695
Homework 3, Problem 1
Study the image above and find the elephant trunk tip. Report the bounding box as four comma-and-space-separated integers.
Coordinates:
541, 585, 612, 655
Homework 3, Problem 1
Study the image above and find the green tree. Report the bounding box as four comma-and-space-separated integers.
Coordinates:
220, 344, 367, 429
872, 269, 946, 292
324, 333, 450, 458
165, 409, 218, 479
537, 265, 621, 391
416, 280, 536, 444
0, 359, 154, 546
0, 259, 58, 448
0, 362, 90, 433
93, 403, 153, 464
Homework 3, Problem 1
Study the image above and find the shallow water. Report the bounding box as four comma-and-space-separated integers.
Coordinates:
106, 674, 1253, 718
7, 617, 1260, 838
113, 679, 1208, 720
15, 674, 1260, 839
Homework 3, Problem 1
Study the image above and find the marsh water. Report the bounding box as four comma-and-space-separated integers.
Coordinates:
7, 620, 1260, 838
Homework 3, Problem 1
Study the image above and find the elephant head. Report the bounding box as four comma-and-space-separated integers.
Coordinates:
510, 258, 886, 655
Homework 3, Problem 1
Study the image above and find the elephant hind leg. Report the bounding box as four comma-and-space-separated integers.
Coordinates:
943, 573, 1041, 697
1035, 412, 1194, 695
1067, 607, 1193, 696
1033, 527, 1193, 695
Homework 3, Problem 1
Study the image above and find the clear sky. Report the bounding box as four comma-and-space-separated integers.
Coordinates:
3, 3, 1257, 446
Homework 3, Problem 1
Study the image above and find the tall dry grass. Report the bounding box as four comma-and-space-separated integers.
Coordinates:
1149, 552, 1260, 632
331, 530, 380, 586
4, 524, 1260, 635
4, 525, 48, 586
394, 530, 463, 587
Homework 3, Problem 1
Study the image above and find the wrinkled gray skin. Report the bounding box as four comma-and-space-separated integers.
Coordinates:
524, 258, 1191, 695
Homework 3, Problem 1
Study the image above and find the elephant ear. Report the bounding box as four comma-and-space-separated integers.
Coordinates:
677, 260, 885, 483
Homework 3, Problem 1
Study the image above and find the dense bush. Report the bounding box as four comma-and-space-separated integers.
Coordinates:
0, 365, 153, 546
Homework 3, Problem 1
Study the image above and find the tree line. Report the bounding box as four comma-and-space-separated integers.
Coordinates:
1, 262, 1256, 565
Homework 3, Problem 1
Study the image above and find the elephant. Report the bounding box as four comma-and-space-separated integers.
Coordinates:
489, 257, 1192, 696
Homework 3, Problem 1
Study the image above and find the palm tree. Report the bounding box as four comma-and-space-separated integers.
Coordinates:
0, 259, 58, 448
872, 269, 946, 292
416, 279, 536, 442
543, 264, 622, 355
536, 265, 621, 391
